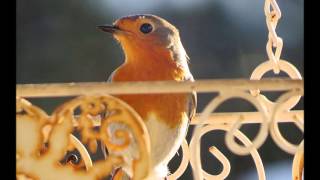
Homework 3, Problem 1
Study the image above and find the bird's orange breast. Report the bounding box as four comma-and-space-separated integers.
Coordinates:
112, 49, 189, 128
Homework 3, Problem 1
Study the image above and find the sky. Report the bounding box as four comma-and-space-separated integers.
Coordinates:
100, 0, 211, 14
94, 0, 303, 46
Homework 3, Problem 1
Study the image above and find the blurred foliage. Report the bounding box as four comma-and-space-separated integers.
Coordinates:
17, 0, 303, 179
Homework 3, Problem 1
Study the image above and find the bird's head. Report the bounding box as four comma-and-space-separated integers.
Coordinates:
97, 14, 189, 65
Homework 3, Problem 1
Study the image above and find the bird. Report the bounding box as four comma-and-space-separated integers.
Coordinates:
97, 14, 197, 180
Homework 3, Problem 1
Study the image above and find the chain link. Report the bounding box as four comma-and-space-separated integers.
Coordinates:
250, 0, 302, 111
264, 0, 282, 74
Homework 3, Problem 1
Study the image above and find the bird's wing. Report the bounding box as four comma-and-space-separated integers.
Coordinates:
185, 74, 197, 122
176, 73, 196, 157
107, 70, 116, 82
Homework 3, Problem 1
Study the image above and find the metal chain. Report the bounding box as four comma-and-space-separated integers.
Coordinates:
250, 0, 302, 109
264, 0, 282, 74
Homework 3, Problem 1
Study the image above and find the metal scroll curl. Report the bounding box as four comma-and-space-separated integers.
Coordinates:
269, 90, 304, 155
292, 141, 304, 180
16, 95, 151, 180
166, 90, 303, 180
189, 91, 269, 180
190, 124, 266, 180
167, 139, 190, 180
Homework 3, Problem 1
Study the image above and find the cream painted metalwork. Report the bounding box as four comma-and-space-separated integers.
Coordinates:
16, 0, 303, 179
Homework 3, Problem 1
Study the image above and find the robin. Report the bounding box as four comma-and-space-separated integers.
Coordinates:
97, 14, 197, 180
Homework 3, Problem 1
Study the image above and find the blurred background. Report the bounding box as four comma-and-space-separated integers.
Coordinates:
17, 0, 303, 179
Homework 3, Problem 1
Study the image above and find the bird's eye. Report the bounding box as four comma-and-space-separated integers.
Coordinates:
140, 23, 153, 34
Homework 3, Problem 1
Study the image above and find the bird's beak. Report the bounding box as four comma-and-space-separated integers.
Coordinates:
96, 25, 120, 34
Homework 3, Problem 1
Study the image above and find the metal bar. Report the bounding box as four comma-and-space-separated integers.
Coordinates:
190, 110, 303, 125
70, 110, 303, 127
16, 78, 303, 98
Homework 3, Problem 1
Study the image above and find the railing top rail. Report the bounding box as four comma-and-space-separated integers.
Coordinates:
16, 78, 303, 98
